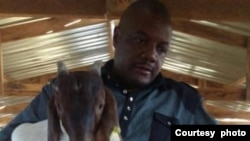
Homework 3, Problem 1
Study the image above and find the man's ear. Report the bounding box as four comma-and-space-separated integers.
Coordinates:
113, 26, 121, 48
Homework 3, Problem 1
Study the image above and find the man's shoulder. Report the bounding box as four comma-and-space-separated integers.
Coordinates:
161, 77, 202, 113
162, 77, 199, 94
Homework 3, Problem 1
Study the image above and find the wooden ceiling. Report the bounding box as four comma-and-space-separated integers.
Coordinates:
0, 0, 250, 126
0, 0, 249, 21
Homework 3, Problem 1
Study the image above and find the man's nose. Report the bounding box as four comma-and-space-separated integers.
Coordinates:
141, 44, 157, 62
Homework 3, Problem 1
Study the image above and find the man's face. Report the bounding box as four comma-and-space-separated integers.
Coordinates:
113, 10, 172, 88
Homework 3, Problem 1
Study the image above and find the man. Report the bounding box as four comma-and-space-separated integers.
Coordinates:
0, 0, 217, 141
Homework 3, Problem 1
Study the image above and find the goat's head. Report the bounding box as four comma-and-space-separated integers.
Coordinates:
48, 61, 121, 141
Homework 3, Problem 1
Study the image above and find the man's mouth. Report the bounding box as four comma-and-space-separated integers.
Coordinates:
133, 64, 153, 75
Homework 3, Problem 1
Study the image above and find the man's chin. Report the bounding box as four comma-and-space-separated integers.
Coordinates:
123, 71, 154, 89
130, 77, 152, 88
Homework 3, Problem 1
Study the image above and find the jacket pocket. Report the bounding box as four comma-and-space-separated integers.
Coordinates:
149, 112, 179, 141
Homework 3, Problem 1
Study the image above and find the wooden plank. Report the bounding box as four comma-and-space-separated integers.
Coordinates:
0, 0, 106, 18
107, 0, 250, 22
198, 88, 246, 100
4, 81, 42, 96
4, 82, 43, 92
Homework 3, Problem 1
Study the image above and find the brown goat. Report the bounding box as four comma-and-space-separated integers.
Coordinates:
48, 61, 122, 141
11, 61, 121, 141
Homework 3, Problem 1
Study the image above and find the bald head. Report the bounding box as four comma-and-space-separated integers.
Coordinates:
119, 0, 171, 29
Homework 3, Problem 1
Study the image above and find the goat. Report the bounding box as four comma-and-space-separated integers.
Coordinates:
11, 61, 122, 141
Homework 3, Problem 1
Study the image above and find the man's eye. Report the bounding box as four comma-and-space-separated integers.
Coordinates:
157, 45, 168, 54
133, 37, 145, 44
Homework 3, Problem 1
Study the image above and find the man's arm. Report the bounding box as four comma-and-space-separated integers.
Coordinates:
0, 81, 54, 141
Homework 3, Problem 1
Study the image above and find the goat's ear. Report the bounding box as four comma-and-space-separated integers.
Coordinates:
57, 61, 68, 76
90, 60, 103, 76
48, 95, 62, 141
95, 87, 122, 141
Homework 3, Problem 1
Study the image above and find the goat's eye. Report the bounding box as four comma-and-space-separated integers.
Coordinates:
99, 104, 104, 110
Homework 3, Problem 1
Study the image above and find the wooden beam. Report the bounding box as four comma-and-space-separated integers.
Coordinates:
228, 76, 246, 87
161, 69, 198, 85
198, 79, 207, 88
107, 20, 114, 58
107, 0, 250, 22
4, 82, 43, 92
0, 103, 28, 114
0, 32, 4, 95
0, 116, 13, 126
198, 88, 246, 100
1, 17, 106, 43
161, 70, 245, 100
161, 69, 224, 87
0, 0, 249, 21
1, 67, 246, 100
3, 101, 250, 126
3, 66, 92, 96
0, 0, 106, 18
162, 0, 250, 21
4, 82, 43, 96
247, 38, 250, 100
